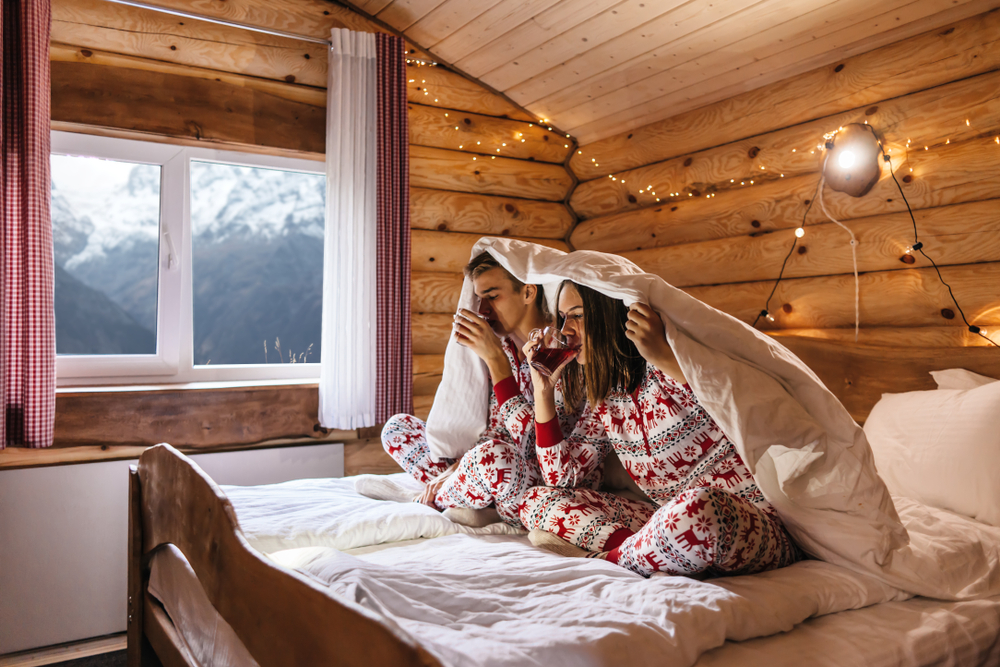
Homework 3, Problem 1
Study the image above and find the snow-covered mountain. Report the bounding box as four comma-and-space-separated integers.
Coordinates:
52, 157, 325, 364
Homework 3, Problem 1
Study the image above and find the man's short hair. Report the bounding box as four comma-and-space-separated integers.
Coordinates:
464, 252, 545, 311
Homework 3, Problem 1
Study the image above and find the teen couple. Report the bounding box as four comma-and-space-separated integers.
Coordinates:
381, 253, 800, 578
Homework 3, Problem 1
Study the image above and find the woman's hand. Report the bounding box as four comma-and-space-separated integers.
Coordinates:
416, 461, 459, 508
453, 308, 510, 382
625, 303, 687, 384
523, 331, 576, 424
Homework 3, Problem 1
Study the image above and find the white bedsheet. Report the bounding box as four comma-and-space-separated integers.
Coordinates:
287, 534, 913, 667
220, 473, 523, 554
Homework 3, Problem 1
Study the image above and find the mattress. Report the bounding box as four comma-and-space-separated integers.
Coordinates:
147, 474, 1000, 667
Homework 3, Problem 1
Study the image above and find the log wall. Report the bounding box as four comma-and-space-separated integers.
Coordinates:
569, 8, 1000, 421
44, 0, 575, 471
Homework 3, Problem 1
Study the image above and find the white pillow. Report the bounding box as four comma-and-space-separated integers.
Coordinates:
864, 381, 1000, 527
930, 368, 998, 391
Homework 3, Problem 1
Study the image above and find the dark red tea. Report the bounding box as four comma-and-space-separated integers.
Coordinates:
530, 347, 579, 376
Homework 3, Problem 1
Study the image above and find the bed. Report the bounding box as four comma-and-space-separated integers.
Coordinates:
128, 446, 1000, 667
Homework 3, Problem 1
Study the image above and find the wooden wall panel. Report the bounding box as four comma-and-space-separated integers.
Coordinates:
573, 132, 1000, 253
624, 199, 1000, 287
571, 68, 1000, 220
412, 230, 568, 273
685, 262, 1000, 330
47, 0, 575, 459
412, 272, 464, 313
410, 146, 574, 201
410, 188, 574, 238
568, 9, 1000, 180
409, 104, 570, 163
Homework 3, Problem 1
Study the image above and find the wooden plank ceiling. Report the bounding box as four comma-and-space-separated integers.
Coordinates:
350, 0, 1000, 144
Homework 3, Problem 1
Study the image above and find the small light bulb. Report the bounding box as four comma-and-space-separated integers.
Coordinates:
459, 145, 463, 149
766, 314, 775, 322
838, 150, 856, 169
795, 227, 805, 238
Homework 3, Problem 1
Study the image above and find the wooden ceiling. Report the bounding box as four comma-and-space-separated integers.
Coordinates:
348, 0, 999, 144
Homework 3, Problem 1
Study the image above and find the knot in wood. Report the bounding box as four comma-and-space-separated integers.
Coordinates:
627, 194, 637, 204
748, 146, 760, 159
797, 246, 807, 254
834, 63, 845, 72
683, 157, 693, 167
940, 308, 955, 320
284, 75, 296, 83
865, 106, 878, 116
80, 49, 93, 57
463, 118, 471, 125
751, 220, 761, 228
900, 254, 915, 264
902, 175, 912, 183
504, 203, 516, 213
782, 303, 793, 314
437, 223, 448, 231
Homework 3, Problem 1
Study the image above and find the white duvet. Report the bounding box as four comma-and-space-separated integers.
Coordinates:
426, 239, 1000, 601
221, 474, 522, 554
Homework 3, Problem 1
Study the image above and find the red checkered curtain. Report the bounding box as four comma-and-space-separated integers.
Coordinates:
374, 34, 411, 422
1, 0, 55, 449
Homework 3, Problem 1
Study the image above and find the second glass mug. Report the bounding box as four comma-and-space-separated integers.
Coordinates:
528, 326, 579, 377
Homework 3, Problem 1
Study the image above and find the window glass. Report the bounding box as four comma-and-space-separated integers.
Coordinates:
190, 161, 324, 366
51, 154, 160, 355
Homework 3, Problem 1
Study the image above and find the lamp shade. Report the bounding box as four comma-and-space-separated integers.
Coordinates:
823, 123, 882, 197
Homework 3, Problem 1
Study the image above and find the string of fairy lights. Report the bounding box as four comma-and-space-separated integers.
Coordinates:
405, 58, 574, 161
581, 116, 999, 347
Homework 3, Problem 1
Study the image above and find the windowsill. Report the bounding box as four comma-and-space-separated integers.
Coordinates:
56, 377, 321, 394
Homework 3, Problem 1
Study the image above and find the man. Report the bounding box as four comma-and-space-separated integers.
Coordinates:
379, 252, 590, 526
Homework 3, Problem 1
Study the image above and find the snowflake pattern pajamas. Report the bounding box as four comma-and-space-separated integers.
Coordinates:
520, 365, 800, 576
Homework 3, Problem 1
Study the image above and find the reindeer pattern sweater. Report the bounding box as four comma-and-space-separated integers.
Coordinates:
535, 365, 773, 514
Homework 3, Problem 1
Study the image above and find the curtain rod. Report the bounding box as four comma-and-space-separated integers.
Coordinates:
100, 0, 334, 46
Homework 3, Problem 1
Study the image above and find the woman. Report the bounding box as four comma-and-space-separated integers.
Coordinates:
520, 281, 800, 577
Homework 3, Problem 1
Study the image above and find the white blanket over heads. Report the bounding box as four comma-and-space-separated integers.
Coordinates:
425, 238, 1000, 600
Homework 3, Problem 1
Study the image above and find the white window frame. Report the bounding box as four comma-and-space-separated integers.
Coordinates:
53, 131, 324, 387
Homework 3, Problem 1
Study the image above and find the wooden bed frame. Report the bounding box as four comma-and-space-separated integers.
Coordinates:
127, 443, 442, 667
127, 339, 1000, 667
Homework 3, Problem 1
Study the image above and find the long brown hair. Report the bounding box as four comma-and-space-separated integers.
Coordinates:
558, 281, 646, 409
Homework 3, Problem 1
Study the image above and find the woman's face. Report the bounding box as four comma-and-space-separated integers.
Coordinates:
558, 284, 587, 365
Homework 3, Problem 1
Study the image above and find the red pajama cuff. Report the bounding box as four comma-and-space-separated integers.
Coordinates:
493, 376, 519, 406
535, 417, 564, 448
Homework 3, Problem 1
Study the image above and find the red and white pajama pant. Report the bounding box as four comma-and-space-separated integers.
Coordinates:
381, 414, 542, 527
520, 485, 799, 577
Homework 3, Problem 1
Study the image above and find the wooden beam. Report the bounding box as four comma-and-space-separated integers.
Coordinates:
52, 0, 330, 87
412, 229, 568, 273
413, 395, 434, 420
53, 384, 334, 448
344, 438, 402, 476
411, 188, 574, 239
684, 261, 1000, 331
770, 327, 996, 348
572, 131, 1000, 253
776, 336, 1000, 423
623, 199, 1000, 287
570, 68, 1000, 220
51, 0, 532, 121
409, 104, 570, 163
51, 60, 327, 154
413, 313, 452, 354
411, 146, 574, 201
412, 271, 464, 313
50, 52, 554, 159
413, 354, 444, 395
567, 9, 1000, 180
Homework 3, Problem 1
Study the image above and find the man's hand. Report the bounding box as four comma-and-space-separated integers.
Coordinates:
625, 303, 687, 384
416, 461, 459, 508
454, 308, 511, 382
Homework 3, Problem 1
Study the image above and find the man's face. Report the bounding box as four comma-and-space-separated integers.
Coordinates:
472, 267, 530, 336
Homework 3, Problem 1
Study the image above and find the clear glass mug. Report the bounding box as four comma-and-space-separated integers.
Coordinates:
528, 326, 579, 376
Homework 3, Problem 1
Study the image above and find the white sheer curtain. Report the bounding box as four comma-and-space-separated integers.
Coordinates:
319, 29, 377, 429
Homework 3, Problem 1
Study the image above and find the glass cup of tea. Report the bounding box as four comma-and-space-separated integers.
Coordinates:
528, 326, 579, 377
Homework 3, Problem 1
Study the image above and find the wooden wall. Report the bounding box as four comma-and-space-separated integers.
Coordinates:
567, 9, 1000, 421
35, 0, 576, 470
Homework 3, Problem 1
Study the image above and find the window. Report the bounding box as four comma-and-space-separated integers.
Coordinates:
52, 132, 325, 385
